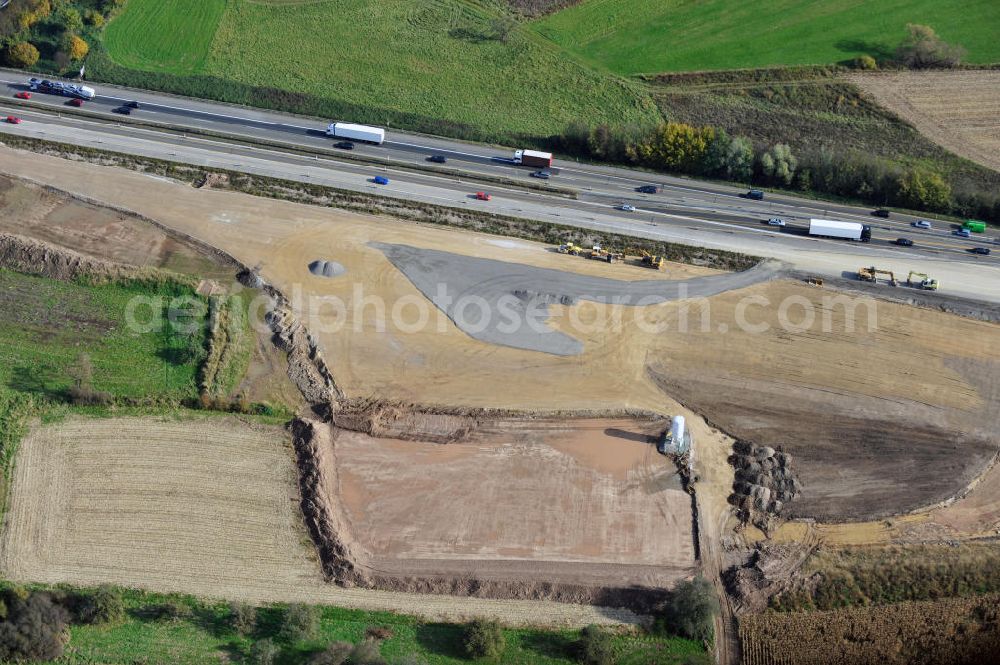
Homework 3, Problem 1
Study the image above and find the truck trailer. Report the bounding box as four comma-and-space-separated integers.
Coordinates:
27, 77, 95, 100
809, 219, 871, 242
513, 149, 552, 168
963, 220, 987, 233
325, 122, 385, 145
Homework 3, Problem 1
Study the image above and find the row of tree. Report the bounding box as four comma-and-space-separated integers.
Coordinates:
552, 119, 998, 222
0, 0, 121, 69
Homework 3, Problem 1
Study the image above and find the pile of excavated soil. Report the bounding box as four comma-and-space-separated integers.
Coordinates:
308, 259, 346, 278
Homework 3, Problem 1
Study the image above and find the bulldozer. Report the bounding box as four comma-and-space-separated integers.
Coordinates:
639, 250, 664, 270
906, 270, 939, 290
857, 266, 898, 286
557, 242, 583, 256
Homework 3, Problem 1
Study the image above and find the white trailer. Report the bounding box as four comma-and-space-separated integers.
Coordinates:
325, 122, 385, 145
809, 218, 871, 242
513, 149, 552, 167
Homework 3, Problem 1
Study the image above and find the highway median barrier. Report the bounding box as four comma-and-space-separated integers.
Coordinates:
0, 97, 579, 200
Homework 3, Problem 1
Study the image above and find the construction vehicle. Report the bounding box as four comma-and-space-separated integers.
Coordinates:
588, 245, 623, 263
557, 242, 583, 256
906, 271, 939, 290
857, 266, 898, 286
639, 250, 664, 270
804, 276, 824, 286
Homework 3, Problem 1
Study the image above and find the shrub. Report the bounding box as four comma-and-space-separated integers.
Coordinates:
365, 625, 393, 641
146, 599, 193, 621
307, 641, 352, 665
84, 9, 105, 27
894, 24, 966, 69
279, 603, 320, 643
656, 576, 720, 643
0, 590, 71, 661
250, 638, 281, 665
852, 55, 878, 70
228, 601, 257, 636
760, 143, 798, 186
575, 624, 614, 665
5, 42, 40, 68
463, 619, 505, 659
348, 639, 386, 665
75, 586, 124, 625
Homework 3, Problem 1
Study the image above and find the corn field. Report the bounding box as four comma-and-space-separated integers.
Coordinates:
740, 593, 1000, 665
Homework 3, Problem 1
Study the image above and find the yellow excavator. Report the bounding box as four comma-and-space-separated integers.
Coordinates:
906, 270, 939, 290
557, 242, 583, 256
639, 250, 665, 270
858, 266, 898, 286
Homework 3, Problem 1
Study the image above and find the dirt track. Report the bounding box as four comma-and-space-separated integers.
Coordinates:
0, 417, 644, 626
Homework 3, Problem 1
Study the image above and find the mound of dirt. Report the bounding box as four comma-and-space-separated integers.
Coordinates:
729, 441, 801, 533
308, 260, 346, 278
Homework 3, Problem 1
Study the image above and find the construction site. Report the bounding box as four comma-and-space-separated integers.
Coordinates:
0, 143, 999, 663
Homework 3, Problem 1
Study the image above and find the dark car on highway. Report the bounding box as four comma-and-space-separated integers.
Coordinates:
373, 175, 389, 185
427, 155, 447, 163
530, 170, 550, 179
873, 208, 890, 218
895, 238, 914, 247
636, 185, 660, 194
112, 106, 131, 115
744, 189, 764, 200
334, 141, 355, 150
971, 247, 991, 255
124, 101, 140, 109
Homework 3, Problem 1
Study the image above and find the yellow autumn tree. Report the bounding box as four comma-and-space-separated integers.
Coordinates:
629, 122, 715, 174
67, 35, 89, 61
5, 41, 40, 68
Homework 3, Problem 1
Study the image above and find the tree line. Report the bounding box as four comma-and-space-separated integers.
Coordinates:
551, 118, 999, 224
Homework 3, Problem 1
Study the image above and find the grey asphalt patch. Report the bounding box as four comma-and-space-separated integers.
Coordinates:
372, 243, 780, 356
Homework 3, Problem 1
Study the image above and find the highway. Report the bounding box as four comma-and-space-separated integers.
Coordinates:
1, 69, 998, 301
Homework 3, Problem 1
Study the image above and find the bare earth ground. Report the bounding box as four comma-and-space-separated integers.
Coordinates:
331, 418, 695, 589
849, 70, 1000, 173
647, 280, 1000, 521
0, 416, 641, 626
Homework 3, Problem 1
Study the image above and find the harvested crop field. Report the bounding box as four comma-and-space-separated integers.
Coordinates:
648, 280, 1000, 521
329, 417, 696, 592
850, 70, 1000, 173
0, 417, 643, 626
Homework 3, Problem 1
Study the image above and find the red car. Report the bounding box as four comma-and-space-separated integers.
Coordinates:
475, 192, 491, 201
14, 91, 31, 100
68, 98, 84, 107
5, 116, 22, 124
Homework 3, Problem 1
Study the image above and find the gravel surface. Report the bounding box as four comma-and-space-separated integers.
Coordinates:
372, 242, 780, 355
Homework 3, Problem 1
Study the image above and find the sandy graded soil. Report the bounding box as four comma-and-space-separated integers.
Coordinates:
849, 70, 1000, 172
332, 418, 696, 590
0, 175, 231, 279
0, 416, 643, 626
647, 280, 1000, 521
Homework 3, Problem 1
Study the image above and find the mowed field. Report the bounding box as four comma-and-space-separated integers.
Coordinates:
849, 70, 1000, 173
534, 0, 1000, 74
101, 0, 659, 137
0, 417, 640, 626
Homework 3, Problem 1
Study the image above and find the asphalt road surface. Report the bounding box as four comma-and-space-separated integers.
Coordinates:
0, 70, 997, 301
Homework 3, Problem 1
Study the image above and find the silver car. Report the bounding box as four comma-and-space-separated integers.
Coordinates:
912, 220, 932, 229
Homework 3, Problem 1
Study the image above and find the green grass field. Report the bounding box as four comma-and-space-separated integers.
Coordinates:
101, 0, 659, 137
0, 270, 207, 402
20, 585, 707, 665
534, 0, 1000, 74
103, 0, 226, 73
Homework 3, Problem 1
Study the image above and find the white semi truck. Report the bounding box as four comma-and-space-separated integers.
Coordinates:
513, 149, 552, 168
809, 219, 872, 242
325, 122, 385, 145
